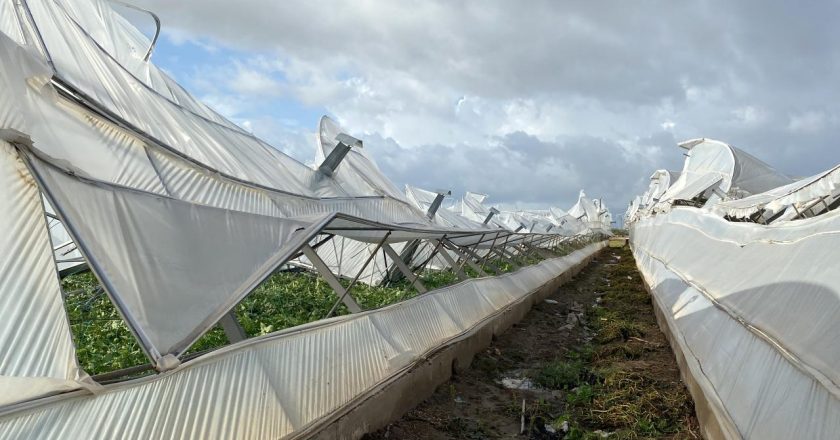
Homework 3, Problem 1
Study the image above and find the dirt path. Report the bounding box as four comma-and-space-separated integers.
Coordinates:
365, 245, 699, 440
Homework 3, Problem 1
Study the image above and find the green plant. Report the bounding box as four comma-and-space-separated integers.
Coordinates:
566, 383, 594, 406
59, 240, 593, 377
534, 359, 585, 390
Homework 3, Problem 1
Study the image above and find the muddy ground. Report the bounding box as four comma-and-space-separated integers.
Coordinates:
365, 245, 699, 440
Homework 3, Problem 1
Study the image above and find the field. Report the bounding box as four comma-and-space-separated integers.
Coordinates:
368, 245, 698, 439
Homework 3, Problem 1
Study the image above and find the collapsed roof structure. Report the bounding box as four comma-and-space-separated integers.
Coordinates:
0, 0, 609, 436
626, 138, 840, 439
568, 190, 612, 232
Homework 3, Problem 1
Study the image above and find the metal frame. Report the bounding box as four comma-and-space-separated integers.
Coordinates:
324, 232, 391, 318
2, 0, 595, 390
218, 311, 247, 343
442, 239, 488, 277
434, 240, 467, 281
104, 0, 161, 61
302, 243, 362, 313
382, 243, 427, 294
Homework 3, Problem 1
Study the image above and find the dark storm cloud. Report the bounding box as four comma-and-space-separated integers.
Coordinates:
132, 0, 840, 213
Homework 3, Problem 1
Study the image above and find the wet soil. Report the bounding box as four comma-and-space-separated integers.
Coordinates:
365, 245, 699, 440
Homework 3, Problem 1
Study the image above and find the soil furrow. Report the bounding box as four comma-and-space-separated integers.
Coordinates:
366, 245, 699, 439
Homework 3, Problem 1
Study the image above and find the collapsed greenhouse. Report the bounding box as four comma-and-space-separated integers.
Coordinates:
0, 1, 615, 438
626, 138, 840, 439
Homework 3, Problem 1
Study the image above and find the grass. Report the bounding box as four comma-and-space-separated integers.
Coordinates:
533, 246, 698, 438
63, 240, 593, 376
535, 358, 586, 390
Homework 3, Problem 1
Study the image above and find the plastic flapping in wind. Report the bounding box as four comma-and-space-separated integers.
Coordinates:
628, 169, 679, 221
625, 169, 675, 223
549, 207, 585, 235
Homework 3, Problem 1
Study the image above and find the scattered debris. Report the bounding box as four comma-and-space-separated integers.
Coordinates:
498, 377, 535, 390
544, 423, 556, 434
365, 247, 698, 439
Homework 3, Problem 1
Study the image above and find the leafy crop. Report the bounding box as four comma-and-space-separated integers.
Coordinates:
61, 239, 592, 377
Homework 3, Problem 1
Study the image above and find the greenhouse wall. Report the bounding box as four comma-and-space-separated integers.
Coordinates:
0, 242, 606, 440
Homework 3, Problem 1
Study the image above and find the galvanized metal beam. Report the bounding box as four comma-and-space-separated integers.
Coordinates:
442, 240, 488, 277
325, 232, 391, 318
495, 246, 521, 269
435, 240, 468, 281
301, 244, 362, 313
383, 238, 421, 284
218, 311, 247, 343
382, 243, 427, 294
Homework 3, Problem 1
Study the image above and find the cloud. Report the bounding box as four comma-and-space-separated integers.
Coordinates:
358, 129, 679, 214
130, 0, 840, 217
787, 110, 831, 133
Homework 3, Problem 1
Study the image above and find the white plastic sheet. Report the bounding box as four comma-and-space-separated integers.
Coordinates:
0, 243, 605, 439
658, 139, 792, 210
712, 164, 840, 220
629, 137, 840, 439
632, 209, 840, 439
0, 142, 91, 406
0, 0, 599, 416
29, 153, 320, 360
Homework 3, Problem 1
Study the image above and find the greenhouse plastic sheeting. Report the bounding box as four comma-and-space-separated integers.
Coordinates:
0, 1, 24, 45
0, 142, 93, 406
712, 164, 840, 220
316, 116, 406, 201
626, 135, 840, 439
0, 243, 605, 439
28, 152, 322, 361
0, 30, 168, 194
25, 0, 349, 197
625, 169, 680, 223
0, 0, 601, 419
631, 209, 840, 439
660, 172, 723, 204
405, 185, 486, 230
659, 139, 792, 209
568, 190, 611, 233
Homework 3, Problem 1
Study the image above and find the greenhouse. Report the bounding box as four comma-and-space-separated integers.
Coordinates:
626, 138, 840, 439
0, 1, 611, 438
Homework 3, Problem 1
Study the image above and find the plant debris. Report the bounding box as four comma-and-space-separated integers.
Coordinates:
366, 245, 699, 439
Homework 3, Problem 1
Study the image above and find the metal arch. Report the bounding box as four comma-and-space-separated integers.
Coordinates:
105, 0, 161, 61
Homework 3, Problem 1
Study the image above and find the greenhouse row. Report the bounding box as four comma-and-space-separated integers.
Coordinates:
0, 1, 612, 438
626, 139, 840, 439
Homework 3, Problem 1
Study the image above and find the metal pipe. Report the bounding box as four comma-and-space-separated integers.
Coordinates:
105, 0, 161, 61
382, 243, 427, 294
302, 243, 362, 313
325, 232, 390, 318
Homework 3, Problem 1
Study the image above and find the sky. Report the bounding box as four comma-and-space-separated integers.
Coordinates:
127, 1, 840, 221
